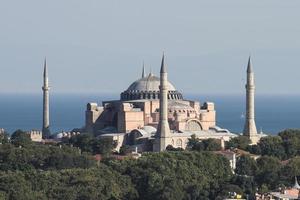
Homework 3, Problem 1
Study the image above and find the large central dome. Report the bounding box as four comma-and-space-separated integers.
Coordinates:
127, 73, 176, 92
120, 73, 183, 101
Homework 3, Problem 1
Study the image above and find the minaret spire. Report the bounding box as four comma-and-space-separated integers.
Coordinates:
142, 62, 146, 78
243, 56, 258, 144
247, 56, 253, 73
160, 52, 167, 73
154, 53, 171, 152
42, 58, 50, 138
43, 58, 47, 78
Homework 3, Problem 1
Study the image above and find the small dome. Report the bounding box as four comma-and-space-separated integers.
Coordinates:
142, 126, 157, 134
127, 74, 176, 92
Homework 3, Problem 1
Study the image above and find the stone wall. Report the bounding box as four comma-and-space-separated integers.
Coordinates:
26, 130, 43, 142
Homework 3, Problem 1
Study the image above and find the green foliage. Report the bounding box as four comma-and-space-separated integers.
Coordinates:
249, 129, 300, 160
69, 133, 94, 152
202, 139, 222, 151
119, 145, 131, 155
226, 136, 251, 150
258, 136, 286, 159
0, 167, 137, 200
247, 144, 262, 155
166, 145, 184, 151
10, 129, 32, 147
0, 143, 96, 171
92, 137, 117, 155
187, 134, 200, 149
1, 129, 300, 199
280, 156, 300, 186
0, 171, 39, 200
284, 156, 300, 176
235, 155, 258, 176
255, 156, 282, 190
279, 129, 300, 158
231, 175, 256, 199
188, 135, 221, 151
0, 132, 9, 144
216, 184, 243, 200
106, 151, 233, 200
66, 134, 116, 156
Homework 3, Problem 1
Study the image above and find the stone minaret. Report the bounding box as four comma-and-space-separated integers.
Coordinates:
142, 62, 145, 78
243, 57, 259, 144
154, 54, 171, 152
42, 58, 50, 138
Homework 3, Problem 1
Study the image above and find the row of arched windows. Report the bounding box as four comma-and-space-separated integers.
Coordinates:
171, 138, 189, 148
120, 91, 183, 101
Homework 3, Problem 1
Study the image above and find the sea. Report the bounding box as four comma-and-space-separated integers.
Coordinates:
0, 93, 299, 135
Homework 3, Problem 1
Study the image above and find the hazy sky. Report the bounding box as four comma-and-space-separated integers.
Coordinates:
0, 0, 299, 95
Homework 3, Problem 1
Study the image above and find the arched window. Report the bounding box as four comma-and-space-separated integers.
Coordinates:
176, 139, 183, 148
185, 120, 202, 131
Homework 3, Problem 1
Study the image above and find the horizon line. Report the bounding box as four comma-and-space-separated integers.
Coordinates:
1, 92, 300, 97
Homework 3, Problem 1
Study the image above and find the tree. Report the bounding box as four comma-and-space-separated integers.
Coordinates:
258, 136, 286, 159
278, 129, 300, 141
247, 144, 262, 155
69, 133, 93, 153
166, 145, 184, 152
255, 156, 282, 190
279, 129, 300, 158
0, 131, 9, 144
187, 134, 201, 150
119, 145, 131, 155
226, 136, 251, 150
235, 155, 258, 176
106, 151, 233, 200
280, 156, 300, 186
188, 135, 221, 151
217, 184, 244, 200
92, 137, 116, 155
202, 138, 222, 151
10, 130, 32, 147
0, 166, 138, 200
231, 175, 256, 199
285, 156, 300, 177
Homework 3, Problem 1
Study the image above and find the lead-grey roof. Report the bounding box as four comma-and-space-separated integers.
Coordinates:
126, 73, 176, 92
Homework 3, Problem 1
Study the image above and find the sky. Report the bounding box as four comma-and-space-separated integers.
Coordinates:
0, 0, 299, 95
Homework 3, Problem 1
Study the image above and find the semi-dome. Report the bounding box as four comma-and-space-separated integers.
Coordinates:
120, 73, 183, 101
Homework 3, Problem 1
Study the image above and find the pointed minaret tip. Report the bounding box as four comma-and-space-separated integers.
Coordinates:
160, 52, 167, 73
247, 56, 253, 73
142, 61, 146, 78
44, 57, 47, 77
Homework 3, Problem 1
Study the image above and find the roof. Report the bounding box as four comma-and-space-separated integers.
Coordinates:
126, 73, 176, 92
271, 191, 299, 199
131, 126, 157, 139
168, 101, 194, 110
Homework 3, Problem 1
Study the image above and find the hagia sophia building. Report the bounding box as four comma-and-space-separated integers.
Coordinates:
39, 53, 264, 152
